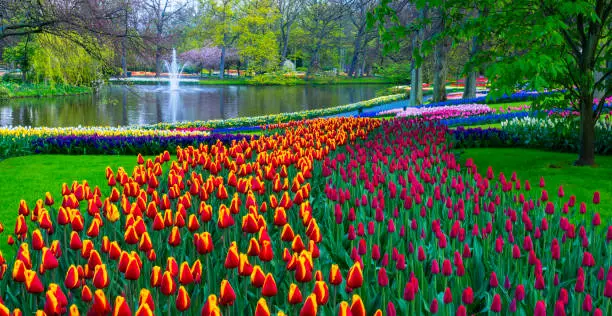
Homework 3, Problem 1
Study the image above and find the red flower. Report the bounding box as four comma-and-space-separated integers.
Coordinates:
462, 287, 473, 304
176, 286, 191, 312
288, 283, 303, 305
219, 280, 236, 306
161, 271, 176, 296
443, 287, 452, 304
254, 298, 270, 316
112, 296, 132, 316
350, 295, 366, 316
261, 273, 278, 297
300, 294, 318, 316
312, 281, 329, 305
328, 264, 343, 285
491, 294, 501, 312
593, 191, 601, 204
346, 263, 363, 289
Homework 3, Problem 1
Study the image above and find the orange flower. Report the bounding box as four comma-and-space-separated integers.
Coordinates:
199, 202, 213, 223
288, 283, 303, 305
346, 263, 363, 289
196, 232, 214, 255
219, 279, 236, 306
86, 218, 100, 238
161, 271, 176, 296
150, 266, 162, 287
179, 261, 194, 285
44, 192, 54, 206
242, 213, 259, 234
32, 230, 44, 251
24, 270, 44, 293
176, 286, 191, 312
152, 213, 165, 231
254, 298, 270, 316
65, 265, 80, 289
124, 225, 139, 245
112, 296, 132, 316
168, 226, 181, 247
328, 264, 343, 286
292, 235, 305, 253
125, 256, 141, 280
135, 304, 154, 316
238, 254, 253, 277
217, 205, 234, 229
201, 295, 220, 316
251, 265, 265, 288
224, 242, 240, 269
166, 257, 179, 276
299, 294, 318, 316
81, 285, 93, 302
187, 214, 200, 232
41, 247, 59, 272
338, 301, 351, 316
259, 240, 274, 262
138, 289, 155, 312
216, 184, 229, 200
139, 232, 153, 252
273, 207, 287, 226
38, 211, 53, 231
350, 295, 366, 316
262, 273, 278, 297
281, 224, 295, 242
247, 238, 260, 256
109, 241, 122, 260
18, 200, 29, 216
14, 215, 27, 236
313, 281, 329, 305
93, 264, 109, 289
295, 257, 313, 283
92, 289, 110, 314
67, 305, 79, 316
44, 289, 61, 316
191, 259, 203, 283
69, 232, 82, 250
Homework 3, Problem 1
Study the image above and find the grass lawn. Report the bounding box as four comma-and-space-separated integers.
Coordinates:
0, 155, 142, 256
488, 100, 532, 110
459, 148, 612, 218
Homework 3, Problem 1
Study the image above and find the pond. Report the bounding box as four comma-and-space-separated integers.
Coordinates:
0, 84, 390, 127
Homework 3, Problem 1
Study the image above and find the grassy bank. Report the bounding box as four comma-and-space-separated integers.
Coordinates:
0, 154, 145, 256
0, 82, 92, 98
459, 148, 612, 217
111, 76, 394, 86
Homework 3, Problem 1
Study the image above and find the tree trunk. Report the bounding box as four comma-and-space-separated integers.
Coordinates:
155, 46, 162, 78
463, 71, 477, 99
576, 94, 596, 166
432, 38, 449, 102
219, 45, 226, 79
280, 26, 290, 62
306, 41, 322, 79
410, 35, 423, 106
348, 27, 364, 78
121, 40, 127, 78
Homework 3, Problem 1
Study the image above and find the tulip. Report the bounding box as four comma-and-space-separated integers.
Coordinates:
139, 289, 155, 312
462, 287, 473, 304
112, 296, 132, 316
350, 295, 365, 316
125, 256, 141, 280
534, 301, 546, 316
262, 273, 278, 297
92, 289, 111, 314
313, 281, 329, 305
300, 294, 318, 316
219, 279, 236, 306
288, 283, 303, 305
491, 294, 501, 312
255, 298, 270, 316
328, 264, 343, 285
346, 263, 363, 289
65, 265, 80, 289
176, 286, 191, 312
161, 271, 176, 296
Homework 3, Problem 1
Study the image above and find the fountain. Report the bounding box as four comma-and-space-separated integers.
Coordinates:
164, 49, 185, 91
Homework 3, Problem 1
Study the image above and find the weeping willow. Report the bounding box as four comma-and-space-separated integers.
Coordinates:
30, 33, 115, 86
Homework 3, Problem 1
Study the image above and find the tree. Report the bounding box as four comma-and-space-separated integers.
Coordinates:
347, 0, 380, 77
275, 0, 305, 62
301, 0, 348, 77
376, 0, 612, 166
235, 0, 280, 74
141, 0, 187, 77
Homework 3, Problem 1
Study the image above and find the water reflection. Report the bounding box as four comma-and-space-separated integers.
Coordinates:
0, 84, 389, 127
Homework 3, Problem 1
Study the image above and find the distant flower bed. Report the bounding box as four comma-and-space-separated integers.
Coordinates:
145, 94, 407, 130
380, 104, 495, 120
452, 112, 612, 154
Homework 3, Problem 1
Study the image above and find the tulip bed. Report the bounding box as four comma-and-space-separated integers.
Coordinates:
0, 116, 610, 316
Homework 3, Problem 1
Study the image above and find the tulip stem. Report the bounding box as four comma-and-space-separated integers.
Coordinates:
332, 285, 338, 311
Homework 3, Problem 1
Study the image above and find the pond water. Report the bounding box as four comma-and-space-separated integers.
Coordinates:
0, 84, 390, 127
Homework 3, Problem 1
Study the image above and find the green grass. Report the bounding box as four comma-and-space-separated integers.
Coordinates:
457, 123, 502, 129
0, 155, 143, 256
114, 76, 393, 86
0, 82, 92, 98
459, 148, 612, 217
488, 100, 532, 110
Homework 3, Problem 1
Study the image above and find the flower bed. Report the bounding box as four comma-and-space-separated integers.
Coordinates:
0, 126, 213, 159
145, 94, 407, 130
379, 103, 495, 120
0, 117, 608, 315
